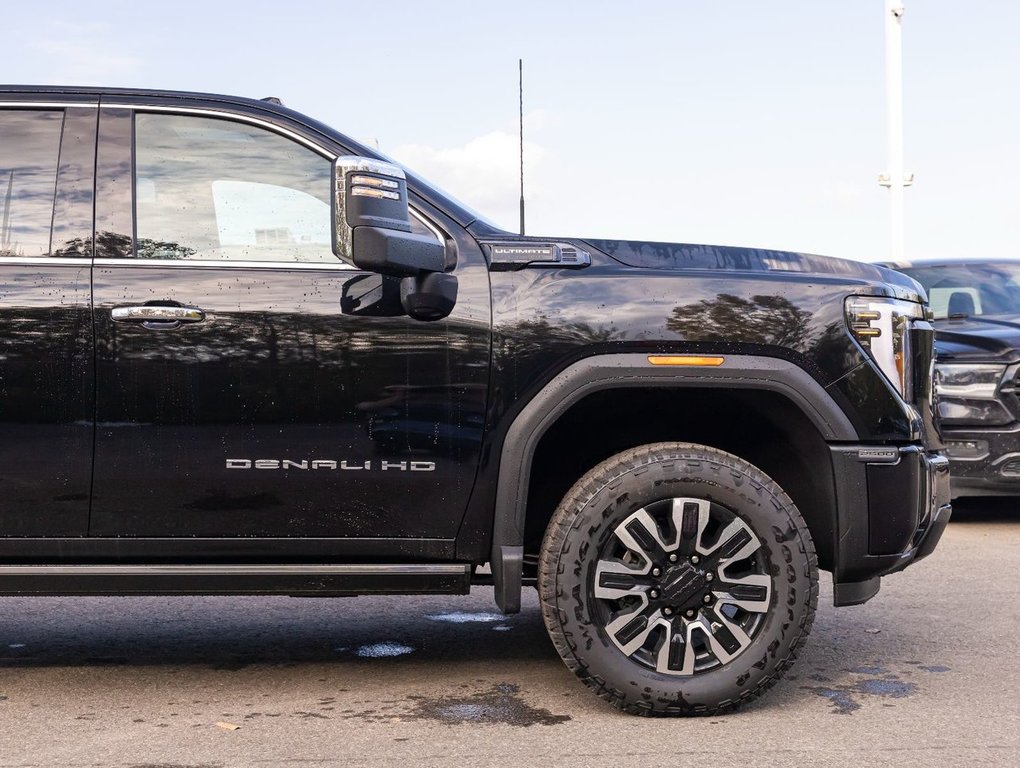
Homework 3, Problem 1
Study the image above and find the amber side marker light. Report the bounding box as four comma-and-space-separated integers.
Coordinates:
647, 355, 725, 367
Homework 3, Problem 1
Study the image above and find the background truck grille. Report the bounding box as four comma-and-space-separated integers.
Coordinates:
998, 364, 1020, 421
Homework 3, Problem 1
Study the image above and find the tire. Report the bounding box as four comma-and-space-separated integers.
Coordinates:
538, 442, 818, 716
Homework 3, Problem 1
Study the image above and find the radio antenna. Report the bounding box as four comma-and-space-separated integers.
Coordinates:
519, 58, 525, 236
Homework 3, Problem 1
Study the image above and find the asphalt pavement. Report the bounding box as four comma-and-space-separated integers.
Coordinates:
0, 500, 1017, 768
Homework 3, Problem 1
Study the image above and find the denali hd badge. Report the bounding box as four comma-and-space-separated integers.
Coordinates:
226, 459, 436, 471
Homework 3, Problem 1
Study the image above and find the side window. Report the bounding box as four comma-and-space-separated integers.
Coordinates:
134, 113, 337, 263
0, 110, 63, 258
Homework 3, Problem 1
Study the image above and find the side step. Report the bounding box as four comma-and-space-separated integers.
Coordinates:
0, 564, 471, 597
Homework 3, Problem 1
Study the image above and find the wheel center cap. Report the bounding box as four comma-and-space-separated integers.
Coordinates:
659, 562, 703, 604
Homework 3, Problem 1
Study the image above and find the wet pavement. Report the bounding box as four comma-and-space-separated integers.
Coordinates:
0, 500, 1017, 767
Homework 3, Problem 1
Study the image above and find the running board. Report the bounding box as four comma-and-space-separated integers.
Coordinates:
0, 564, 471, 597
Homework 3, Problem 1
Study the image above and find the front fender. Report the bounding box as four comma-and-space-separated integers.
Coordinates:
490, 352, 859, 612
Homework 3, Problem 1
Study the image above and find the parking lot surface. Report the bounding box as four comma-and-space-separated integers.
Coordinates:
0, 501, 1017, 768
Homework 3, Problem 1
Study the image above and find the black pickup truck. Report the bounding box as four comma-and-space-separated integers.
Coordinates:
884, 259, 1020, 498
0, 86, 950, 716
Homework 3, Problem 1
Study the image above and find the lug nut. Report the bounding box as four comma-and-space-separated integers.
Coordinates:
652, 567, 661, 577
649, 590, 659, 599
663, 607, 673, 616
685, 609, 696, 618
703, 594, 712, 603
691, 555, 700, 565
705, 572, 714, 582
669, 553, 678, 562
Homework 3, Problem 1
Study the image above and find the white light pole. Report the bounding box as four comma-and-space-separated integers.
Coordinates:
880, 0, 908, 261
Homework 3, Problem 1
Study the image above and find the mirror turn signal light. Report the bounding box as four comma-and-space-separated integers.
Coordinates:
351, 186, 401, 200
351, 175, 399, 189
351, 174, 401, 200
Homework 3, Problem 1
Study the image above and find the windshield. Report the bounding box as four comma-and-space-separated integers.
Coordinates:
372, 149, 503, 231
899, 263, 1020, 319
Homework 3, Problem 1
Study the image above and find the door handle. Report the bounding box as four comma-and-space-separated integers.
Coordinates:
111, 304, 206, 330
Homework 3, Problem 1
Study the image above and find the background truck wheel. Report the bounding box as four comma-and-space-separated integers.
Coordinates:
538, 442, 818, 716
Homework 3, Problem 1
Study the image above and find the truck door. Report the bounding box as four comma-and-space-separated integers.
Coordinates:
88, 105, 489, 551
0, 104, 95, 536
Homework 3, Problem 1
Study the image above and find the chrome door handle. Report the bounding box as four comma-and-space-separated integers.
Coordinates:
111, 305, 206, 329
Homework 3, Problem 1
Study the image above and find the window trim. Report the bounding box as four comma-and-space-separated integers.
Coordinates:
92, 256, 358, 271
112, 104, 332, 157
0, 256, 89, 267
0, 101, 99, 108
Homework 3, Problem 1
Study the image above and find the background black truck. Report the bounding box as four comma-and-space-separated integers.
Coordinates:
886, 259, 1020, 499
0, 86, 949, 715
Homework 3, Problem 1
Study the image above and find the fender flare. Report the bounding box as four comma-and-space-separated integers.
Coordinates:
490, 353, 858, 612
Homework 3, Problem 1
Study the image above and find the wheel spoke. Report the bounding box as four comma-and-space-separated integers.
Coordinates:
605, 603, 665, 655
714, 573, 771, 613
594, 559, 651, 600
614, 507, 670, 561
658, 618, 698, 675
670, 498, 710, 557
655, 613, 750, 675
701, 607, 753, 663
699, 517, 761, 564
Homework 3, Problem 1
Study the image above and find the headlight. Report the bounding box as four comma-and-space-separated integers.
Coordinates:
935, 363, 1012, 426
845, 297, 925, 399
935, 364, 1006, 397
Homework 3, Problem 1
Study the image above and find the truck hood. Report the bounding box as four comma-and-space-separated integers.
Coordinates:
933, 314, 1020, 364
582, 238, 923, 301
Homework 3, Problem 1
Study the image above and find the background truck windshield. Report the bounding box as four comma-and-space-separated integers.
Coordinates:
899, 263, 1020, 319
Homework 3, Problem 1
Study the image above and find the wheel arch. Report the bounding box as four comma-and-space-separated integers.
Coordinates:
490, 353, 858, 613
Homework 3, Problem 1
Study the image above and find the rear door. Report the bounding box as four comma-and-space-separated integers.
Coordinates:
0, 101, 95, 536
87, 101, 489, 549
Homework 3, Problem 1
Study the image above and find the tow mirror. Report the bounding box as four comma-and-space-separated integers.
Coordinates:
334, 156, 446, 275
333, 156, 456, 321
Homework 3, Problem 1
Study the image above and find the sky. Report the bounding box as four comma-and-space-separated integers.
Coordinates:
4, 1, 1019, 263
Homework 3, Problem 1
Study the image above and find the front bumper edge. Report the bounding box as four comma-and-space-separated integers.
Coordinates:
830, 445, 951, 603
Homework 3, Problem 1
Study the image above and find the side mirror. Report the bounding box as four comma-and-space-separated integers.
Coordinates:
400, 272, 458, 322
333, 156, 456, 321
340, 274, 406, 317
333, 156, 445, 275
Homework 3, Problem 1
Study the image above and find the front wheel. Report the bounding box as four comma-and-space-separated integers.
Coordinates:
538, 442, 818, 716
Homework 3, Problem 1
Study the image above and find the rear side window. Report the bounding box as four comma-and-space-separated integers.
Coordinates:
0, 110, 63, 258
134, 113, 336, 263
